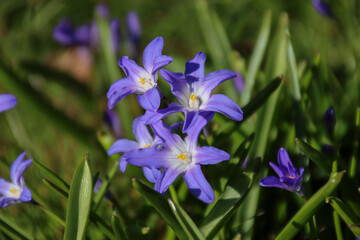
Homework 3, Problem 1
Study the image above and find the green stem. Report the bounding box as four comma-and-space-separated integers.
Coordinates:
169, 185, 179, 204
333, 211, 344, 240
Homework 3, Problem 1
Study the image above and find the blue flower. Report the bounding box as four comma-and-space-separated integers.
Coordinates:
144, 52, 243, 132
108, 116, 162, 183
93, 178, 114, 200
0, 94, 17, 113
312, 0, 333, 18
126, 11, 141, 58
323, 106, 335, 137
104, 110, 122, 138
122, 114, 229, 203
259, 148, 304, 196
107, 37, 172, 111
0, 152, 32, 208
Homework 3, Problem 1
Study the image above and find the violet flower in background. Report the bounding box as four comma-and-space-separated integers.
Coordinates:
123, 114, 228, 203
259, 148, 304, 196
145, 52, 243, 133
322, 144, 334, 157
323, 106, 336, 137
234, 72, 245, 93
93, 178, 114, 200
108, 116, 162, 183
96, 3, 110, 18
126, 11, 142, 58
107, 37, 172, 111
0, 94, 17, 113
0, 152, 32, 208
104, 110, 122, 138
312, 0, 333, 18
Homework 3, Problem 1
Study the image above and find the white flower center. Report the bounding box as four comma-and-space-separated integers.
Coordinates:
9, 187, 21, 199
189, 93, 200, 109
177, 153, 192, 164
139, 77, 154, 91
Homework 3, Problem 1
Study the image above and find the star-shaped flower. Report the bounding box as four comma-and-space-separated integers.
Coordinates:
144, 52, 243, 132
0, 152, 32, 208
107, 37, 172, 111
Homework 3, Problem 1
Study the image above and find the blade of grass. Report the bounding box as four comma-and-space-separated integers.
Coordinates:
111, 210, 128, 240
0, 214, 34, 240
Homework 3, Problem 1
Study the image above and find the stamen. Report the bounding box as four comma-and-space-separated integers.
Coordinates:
177, 153, 187, 161
190, 93, 197, 101
10, 188, 17, 194
189, 94, 200, 109
142, 144, 150, 148
139, 77, 146, 85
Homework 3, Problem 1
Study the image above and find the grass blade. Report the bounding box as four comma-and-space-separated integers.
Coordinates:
111, 210, 128, 240
0, 214, 34, 240
64, 153, 93, 240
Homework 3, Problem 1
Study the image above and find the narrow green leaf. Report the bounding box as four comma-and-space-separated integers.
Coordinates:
132, 178, 188, 240
295, 138, 331, 174
200, 171, 253, 240
242, 10, 272, 105
168, 199, 205, 240
64, 153, 93, 240
339, 175, 360, 219
90, 213, 114, 239
111, 211, 128, 240
349, 107, 360, 178
37, 204, 65, 228
0, 214, 34, 240
125, 226, 151, 239
275, 171, 345, 240
33, 159, 70, 193
42, 179, 68, 199
327, 196, 360, 237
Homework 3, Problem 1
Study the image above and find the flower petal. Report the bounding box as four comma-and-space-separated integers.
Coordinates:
118, 56, 149, 82
160, 69, 189, 105
19, 186, 32, 202
185, 52, 206, 92
154, 167, 182, 194
122, 147, 172, 169
194, 146, 230, 165
53, 19, 75, 45
200, 94, 243, 121
183, 111, 199, 133
136, 87, 161, 111
144, 102, 185, 125
0, 197, 18, 208
142, 167, 161, 183
277, 148, 298, 178
185, 111, 214, 151
0, 94, 17, 113
119, 157, 128, 172
108, 139, 139, 156
150, 120, 186, 153
0, 178, 13, 197
198, 70, 237, 102
182, 165, 215, 203
110, 19, 121, 53
107, 78, 138, 109
269, 162, 285, 179
132, 116, 153, 146
142, 37, 164, 73
152, 55, 173, 76
10, 153, 32, 187
259, 176, 293, 192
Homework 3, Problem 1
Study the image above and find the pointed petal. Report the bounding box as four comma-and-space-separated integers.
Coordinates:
143, 37, 164, 73
53, 19, 75, 45
132, 116, 153, 146
154, 167, 182, 194
10, 153, 32, 187
122, 148, 173, 169
259, 176, 292, 192
201, 94, 243, 121
150, 120, 186, 153
182, 165, 215, 203
0, 197, 18, 208
170, 122, 183, 131
183, 111, 199, 133
0, 179, 13, 197
136, 87, 161, 111
160, 69, 189, 105
110, 19, 120, 53
19, 186, 32, 202
119, 157, 128, 172
107, 78, 138, 109
269, 162, 285, 178
185, 52, 206, 92
152, 55, 172, 76
194, 146, 230, 165
198, 70, 237, 101
185, 111, 214, 151
0, 94, 17, 113
277, 148, 297, 177
108, 139, 139, 155
144, 102, 185, 125
118, 56, 149, 82
142, 167, 161, 183
107, 78, 135, 98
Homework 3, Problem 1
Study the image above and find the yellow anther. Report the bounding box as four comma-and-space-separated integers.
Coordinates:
177, 153, 187, 161
190, 93, 197, 101
10, 188, 17, 194
142, 144, 151, 148
287, 175, 294, 179
139, 77, 146, 85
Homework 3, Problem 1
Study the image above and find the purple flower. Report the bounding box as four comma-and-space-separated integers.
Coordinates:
234, 72, 245, 93
0, 152, 32, 208
145, 52, 243, 132
123, 114, 229, 203
104, 110, 122, 138
323, 106, 335, 136
0, 94, 17, 113
93, 178, 113, 200
108, 116, 162, 183
96, 3, 109, 18
126, 11, 141, 57
259, 148, 304, 196
107, 37, 172, 111
53, 18, 76, 46
313, 0, 333, 18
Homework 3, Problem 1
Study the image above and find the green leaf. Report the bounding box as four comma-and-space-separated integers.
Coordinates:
89, 213, 114, 239
327, 196, 360, 237
33, 159, 70, 194
111, 211, 128, 240
275, 171, 345, 240
132, 178, 188, 240
338, 175, 360, 219
42, 179, 68, 199
242, 10, 272, 105
0, 214, 34, 240
168, 199, 205, 240
64, 153, 93, 240
295, 138, 332, 174
200, 171, 253, 240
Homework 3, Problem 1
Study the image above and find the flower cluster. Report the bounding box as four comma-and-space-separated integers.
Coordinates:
108, 37, 243, 203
